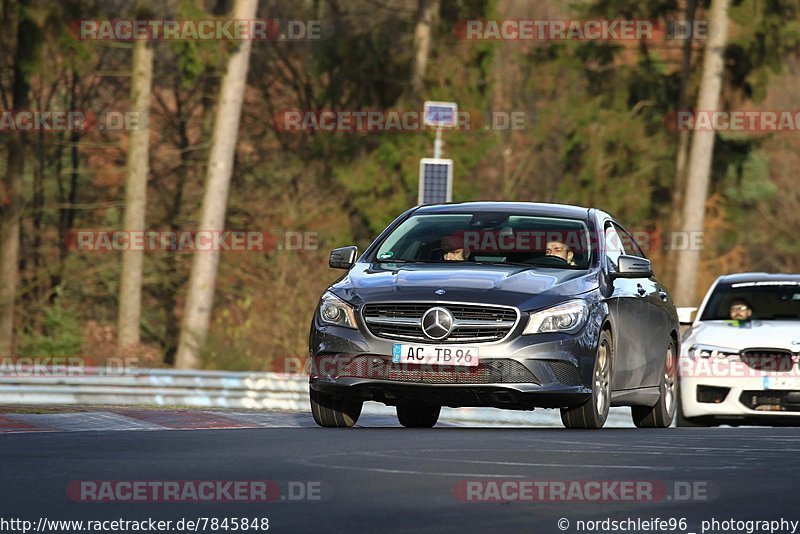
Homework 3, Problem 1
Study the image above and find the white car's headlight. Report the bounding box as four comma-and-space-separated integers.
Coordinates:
687, 344, 739, 360
318, 292, 358, 329
523, 300, 588, 335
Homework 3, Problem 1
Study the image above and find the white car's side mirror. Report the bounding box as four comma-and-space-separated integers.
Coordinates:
677, 307, 697, 325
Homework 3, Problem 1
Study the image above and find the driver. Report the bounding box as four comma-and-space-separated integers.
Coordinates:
729, 299, 753, 321
545, 240, 577, 266
442, 233, 471, 261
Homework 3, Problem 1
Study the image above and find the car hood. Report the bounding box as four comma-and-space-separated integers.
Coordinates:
329, 262, 599, 310
685, 320, 800, 352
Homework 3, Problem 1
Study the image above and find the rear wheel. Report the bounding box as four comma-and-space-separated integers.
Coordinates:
310, 388, 363, 428
632, 340, 677, 428
561, 330, 612, 429
397, 404, 440, 428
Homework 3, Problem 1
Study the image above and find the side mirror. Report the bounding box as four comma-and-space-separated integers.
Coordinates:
677, 307, 698, 325
612, 255, 653, 278
329, 246, 358, 270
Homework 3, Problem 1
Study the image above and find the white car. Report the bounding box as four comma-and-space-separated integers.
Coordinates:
677, 273, 800, 426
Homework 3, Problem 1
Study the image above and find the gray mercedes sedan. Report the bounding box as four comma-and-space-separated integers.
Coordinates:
309, 202, 679, 429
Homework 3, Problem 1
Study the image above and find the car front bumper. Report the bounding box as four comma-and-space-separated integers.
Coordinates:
679, 358, 800, 422
308, 319, 598, 409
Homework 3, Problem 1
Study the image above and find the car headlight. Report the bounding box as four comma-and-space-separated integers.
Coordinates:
523, 300, 588, 335
318, 292, 358, 329
687, 344, 739, 360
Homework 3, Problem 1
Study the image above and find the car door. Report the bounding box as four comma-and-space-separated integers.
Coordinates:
603, 222, 651, 390
614, 223, 668, 388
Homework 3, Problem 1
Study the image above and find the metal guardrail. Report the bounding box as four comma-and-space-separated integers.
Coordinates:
0, 367, 632, 427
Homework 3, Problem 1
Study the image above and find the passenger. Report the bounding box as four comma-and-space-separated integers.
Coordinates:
442, 234, 471, 261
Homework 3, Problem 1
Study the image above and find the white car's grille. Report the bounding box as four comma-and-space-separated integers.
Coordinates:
740, 349, 795, 372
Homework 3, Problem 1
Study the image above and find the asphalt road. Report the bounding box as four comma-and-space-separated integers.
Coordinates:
1, 414, 798, 533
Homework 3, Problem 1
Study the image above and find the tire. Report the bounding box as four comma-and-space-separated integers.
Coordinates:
561, 330, 613, 429
396, 404, 440, 428
310, 388, 363, 428
632, 340, 678, 428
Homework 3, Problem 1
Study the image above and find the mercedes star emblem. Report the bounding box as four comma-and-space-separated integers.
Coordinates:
421, 307, 454, 340
435, 288, 446, 295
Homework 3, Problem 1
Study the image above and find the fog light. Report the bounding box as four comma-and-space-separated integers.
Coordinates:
697, 385, 729, 404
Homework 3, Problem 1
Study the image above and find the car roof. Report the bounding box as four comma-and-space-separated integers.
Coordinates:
715, 272, 800, 285
412, 202, 592, 220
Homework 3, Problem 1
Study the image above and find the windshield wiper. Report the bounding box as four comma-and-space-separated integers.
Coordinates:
471, 260, 534, 268
375, 258, 442, 263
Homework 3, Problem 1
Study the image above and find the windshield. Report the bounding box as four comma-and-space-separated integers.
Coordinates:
700, 281, 800, 321
373, 213, 592, 269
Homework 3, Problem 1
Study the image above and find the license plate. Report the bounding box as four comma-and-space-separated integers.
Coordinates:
764, 376, 800, 389
392, 344, 479, 366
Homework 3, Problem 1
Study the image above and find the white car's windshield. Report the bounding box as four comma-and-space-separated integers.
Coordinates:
700, 282, 800, 321
374, 213, 592, 269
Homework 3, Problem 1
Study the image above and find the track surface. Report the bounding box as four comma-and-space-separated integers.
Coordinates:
0, 412, 797, 533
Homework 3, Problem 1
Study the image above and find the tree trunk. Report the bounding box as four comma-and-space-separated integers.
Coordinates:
174, 0, 258, 369
673, 0, 730, 306
55, 71, 82, 292
410, 0, 439, 97
665, 0, 696, 292
0, 150, 24, 357
0, 3, 36, 356
117, 15, 155, 352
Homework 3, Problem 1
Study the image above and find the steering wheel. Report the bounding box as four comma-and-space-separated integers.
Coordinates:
526, 255, 569, 266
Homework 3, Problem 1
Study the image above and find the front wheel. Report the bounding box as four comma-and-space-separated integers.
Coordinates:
632, 340, 677, 428
561, 330, 613, 429
397, 404, 440, 428
310, 388, 363, 427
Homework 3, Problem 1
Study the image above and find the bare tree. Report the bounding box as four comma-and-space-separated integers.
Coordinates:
410, 0, 439, 97
117, 0, 155, 352
174, 0, 258, 369
0, 1, 37, 356
674, 0, 730, 306
665, 0, 696, 291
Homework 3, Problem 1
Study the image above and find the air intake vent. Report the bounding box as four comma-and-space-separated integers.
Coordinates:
318, 355, 538, 385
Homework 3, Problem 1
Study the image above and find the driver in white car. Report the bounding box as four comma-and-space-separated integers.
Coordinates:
726, 298, 755, 328
729, 299, 754, 321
